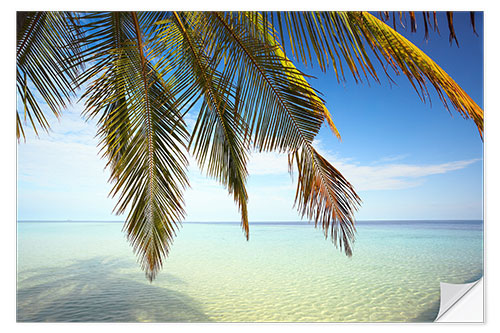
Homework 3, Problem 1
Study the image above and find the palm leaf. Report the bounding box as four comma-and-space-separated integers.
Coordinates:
205, 12, 326, 152
78, 12, 134, 172
252, 12, 380, 82
204, 12, 361, 252
162, 12, 251, 238
255, 12, 482, 139
16, 11, 82, 141
240, 12, 341, 139
351, 12, 483, 139
290, 146, 360, 255
79, 12, 190, 281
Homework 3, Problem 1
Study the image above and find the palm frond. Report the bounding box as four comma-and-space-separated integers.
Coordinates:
79, 12, 189, 281
255, 12, 482, 139
266, 12, 483, 138
16, 11, 82, 141
290, 146, 361, 255
205, 12, 326, 152
240, 12, 341, 139
207, 12, 360, 250
163, 12, 251, 238
253, 12, 380, 82
351, 12, 483, 139
78, 12, 134, 172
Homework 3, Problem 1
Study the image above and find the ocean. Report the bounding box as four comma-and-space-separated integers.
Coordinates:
17, 220, 483, 322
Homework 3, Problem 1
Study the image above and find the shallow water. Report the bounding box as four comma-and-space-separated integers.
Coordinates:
17, 220, 483, 322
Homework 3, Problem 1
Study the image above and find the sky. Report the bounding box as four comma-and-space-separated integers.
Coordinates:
16, 12, 484, 222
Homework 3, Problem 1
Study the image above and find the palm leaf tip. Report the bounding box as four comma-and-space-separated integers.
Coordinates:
293, 146, 361, 256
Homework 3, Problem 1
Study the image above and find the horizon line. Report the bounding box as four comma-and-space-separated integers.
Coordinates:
17, 219, 484, 223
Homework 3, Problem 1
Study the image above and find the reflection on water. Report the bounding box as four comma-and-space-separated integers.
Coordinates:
17, 221, 483, 322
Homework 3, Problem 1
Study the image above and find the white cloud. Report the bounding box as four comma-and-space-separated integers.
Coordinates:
371, 154, 410, 164
247, 151, 289, 175
222, 141, 480, 192
183, 111, 199, 132
17, 107, 120, 220
313, 142, 480, 191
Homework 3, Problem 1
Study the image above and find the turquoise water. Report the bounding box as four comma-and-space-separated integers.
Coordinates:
17, 220, 483, 322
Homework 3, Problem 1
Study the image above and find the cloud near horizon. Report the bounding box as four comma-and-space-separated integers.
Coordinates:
321, 157, 480, 191
239, 144, 480, 191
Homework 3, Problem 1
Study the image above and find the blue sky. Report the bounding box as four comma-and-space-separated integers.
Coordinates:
16, 12, 483, 222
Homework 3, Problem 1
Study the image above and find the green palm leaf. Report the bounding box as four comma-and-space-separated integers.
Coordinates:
78, 12, 134, 172
16, 11, 82, 141
203, 12, 325, 151
208, 12, 360, 253
79, 12, 189, 281
165, 12, 251, 238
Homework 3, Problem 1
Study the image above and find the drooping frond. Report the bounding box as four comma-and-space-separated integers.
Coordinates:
161, 12, 251, 238
78, 12, 134, 172
240, 12, 341, 139
16, 11, 83, 141
79, 12, 189, 281
290, 146, 361, 255
204, 12, 360, 250
205, 12, 326, 152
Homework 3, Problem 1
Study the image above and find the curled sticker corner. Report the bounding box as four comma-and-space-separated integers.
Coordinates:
434, 278, 483, 322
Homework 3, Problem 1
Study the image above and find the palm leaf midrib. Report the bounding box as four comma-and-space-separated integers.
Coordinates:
131, 12, 156, 230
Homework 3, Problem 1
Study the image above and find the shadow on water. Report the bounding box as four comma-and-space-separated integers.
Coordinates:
17, 257, 212, 322
408, 302, 440, 322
